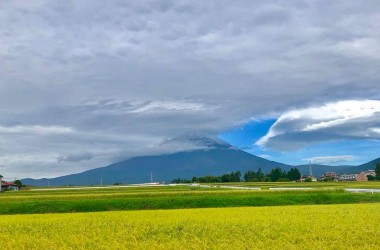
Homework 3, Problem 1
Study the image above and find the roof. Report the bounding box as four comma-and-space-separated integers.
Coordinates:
1, 181, 17, 186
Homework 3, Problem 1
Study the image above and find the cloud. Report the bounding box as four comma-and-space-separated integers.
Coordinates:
258, 154, 271, 159
57, 153, 93, 163
303, 155, 356, 164
0, 125, 74, 135
257, 100, 380, 150
0, 1, 379, 177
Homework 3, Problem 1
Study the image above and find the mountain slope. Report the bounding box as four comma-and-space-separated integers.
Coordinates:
22, 136, 359, 186
23, 151, 348, 186
294, 164, 350, 177
340, 158, 380, 174
23, 148, 292, 186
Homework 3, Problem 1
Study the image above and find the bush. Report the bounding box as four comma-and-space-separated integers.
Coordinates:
367, 175, 375, 181
277, 178, 290, 182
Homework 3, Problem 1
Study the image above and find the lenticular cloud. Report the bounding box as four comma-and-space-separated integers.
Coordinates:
257, 100, 380, 150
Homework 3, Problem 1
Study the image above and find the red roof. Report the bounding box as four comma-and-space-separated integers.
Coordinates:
1, 181, 17, 186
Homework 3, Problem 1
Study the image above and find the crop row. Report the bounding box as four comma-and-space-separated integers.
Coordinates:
0, 203, 379, 249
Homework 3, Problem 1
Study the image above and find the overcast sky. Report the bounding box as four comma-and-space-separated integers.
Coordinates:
1, 0, 380, 178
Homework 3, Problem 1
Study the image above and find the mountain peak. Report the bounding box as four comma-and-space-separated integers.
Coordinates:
160, 134, 233, 150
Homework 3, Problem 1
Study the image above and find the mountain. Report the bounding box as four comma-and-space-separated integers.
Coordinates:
23, 148, 290, 186
340, 158, 380, 174
21, 136, 356, 186
295, 164, 349, 177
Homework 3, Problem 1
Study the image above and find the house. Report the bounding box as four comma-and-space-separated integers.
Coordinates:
339, 174, 358, 181
320, 172, 340, 181
1, 181, 19, 191
356, 172, 368, 182
365, 170, 376, 177
338, 172, 368, 182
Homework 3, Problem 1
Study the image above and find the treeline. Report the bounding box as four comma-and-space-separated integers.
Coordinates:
171, 167, 302, 183
172, 171, 242, 184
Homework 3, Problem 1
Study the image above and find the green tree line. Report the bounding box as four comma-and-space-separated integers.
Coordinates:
171, 167, 302, 183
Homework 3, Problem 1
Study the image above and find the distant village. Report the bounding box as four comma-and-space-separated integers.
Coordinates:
173, 164, 380, 184
301, 162, 378, 182
319, 170, 376, 182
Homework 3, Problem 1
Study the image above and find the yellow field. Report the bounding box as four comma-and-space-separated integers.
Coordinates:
1, 203, 379, 250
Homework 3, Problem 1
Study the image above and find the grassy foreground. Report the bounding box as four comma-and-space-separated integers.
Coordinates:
0, 203, 379, 249
1, 188, 380, 214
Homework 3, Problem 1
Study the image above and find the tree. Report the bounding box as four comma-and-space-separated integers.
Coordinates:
244, 171, 257, 182
287, 168, 301, 181
367, 175, 375, 181
268, 167, 286, 182
192, 175, 221, 183
322, 177, 335, 182
304, 177, 312, 182
256, 168, 264, 181
376, 163, 380, 180
14, 180, 22, 187
233, 171, 241, 182
221, 174, 232, 182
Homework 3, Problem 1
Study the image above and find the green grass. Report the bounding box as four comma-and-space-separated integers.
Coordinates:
1, 183, 380, 214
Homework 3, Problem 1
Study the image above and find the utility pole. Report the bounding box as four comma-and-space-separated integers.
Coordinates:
309, 161, 313, 177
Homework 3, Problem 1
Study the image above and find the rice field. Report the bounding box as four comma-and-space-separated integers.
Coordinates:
1, 185, 380, 214
1, 182, 380, 215
0, 203, 379, 249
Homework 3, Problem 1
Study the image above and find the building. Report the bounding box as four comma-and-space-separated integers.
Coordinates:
310, 176, 317, 182
338, 172, 368, 182
356, 172, 368, 182
365, 170, 376, 177
1, 181, 19, 191
320, 172, 340, 181
339, 174, 358, 181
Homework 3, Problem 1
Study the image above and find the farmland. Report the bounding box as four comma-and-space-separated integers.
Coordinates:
1, 182, 380, 249
1, 182, 380, 214
2, 182, 380, 213
1, 203, 379, 249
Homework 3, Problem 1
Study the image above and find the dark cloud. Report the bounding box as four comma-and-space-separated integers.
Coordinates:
57, 153, 93, 163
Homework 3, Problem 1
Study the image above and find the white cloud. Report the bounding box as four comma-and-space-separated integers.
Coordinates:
128, 101, 211, 113
303, 155, 355, 164
0, 125, 74, 135
257, 100, 380, 150
258, 154, 271, 159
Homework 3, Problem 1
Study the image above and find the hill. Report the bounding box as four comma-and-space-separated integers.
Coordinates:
340, 158, 380, 174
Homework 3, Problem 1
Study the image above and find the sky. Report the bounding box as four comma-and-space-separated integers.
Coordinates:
1, 0, 380, 178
